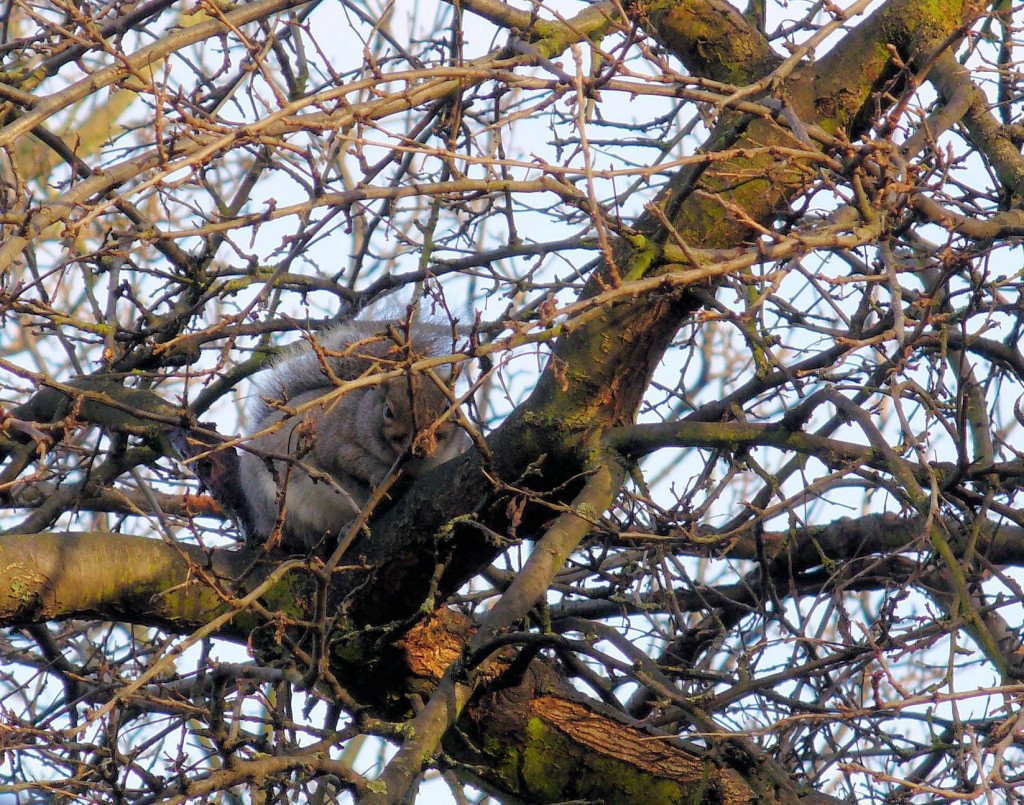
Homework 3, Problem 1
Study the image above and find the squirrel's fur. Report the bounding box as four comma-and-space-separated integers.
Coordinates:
239, 318, 464, 552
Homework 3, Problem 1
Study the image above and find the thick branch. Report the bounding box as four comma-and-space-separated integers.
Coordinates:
0, 532, 290, 642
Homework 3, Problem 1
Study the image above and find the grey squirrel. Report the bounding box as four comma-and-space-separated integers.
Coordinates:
239, 317, 465, 552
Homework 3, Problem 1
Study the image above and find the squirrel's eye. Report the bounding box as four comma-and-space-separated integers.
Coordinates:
383, 403, 394, 420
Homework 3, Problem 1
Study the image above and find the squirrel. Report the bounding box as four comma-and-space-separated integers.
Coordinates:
239, 317, 465, 552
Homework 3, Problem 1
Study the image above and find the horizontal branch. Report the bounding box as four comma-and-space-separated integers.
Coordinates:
605, 419, 1024, 491
0, 532, 281, 640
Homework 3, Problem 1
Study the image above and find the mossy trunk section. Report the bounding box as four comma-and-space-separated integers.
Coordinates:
460, 691, 753, 805
394, 609, 763, 804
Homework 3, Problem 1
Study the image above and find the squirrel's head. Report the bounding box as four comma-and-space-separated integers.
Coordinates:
380, 374, 461, 468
